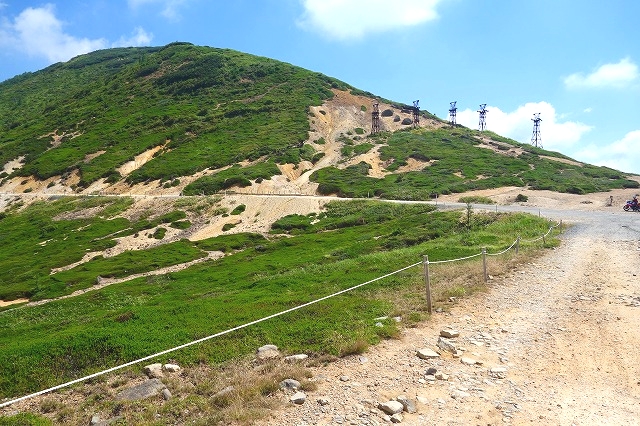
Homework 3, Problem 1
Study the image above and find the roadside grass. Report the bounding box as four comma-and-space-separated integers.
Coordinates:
0, 220, 559, 425
459, 195, 495, 204
0, 200, 560, 403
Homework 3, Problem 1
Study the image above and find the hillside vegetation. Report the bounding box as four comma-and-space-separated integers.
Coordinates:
1, 42, 636, 198
0, 198, 558, 401
0, 42, 359, 190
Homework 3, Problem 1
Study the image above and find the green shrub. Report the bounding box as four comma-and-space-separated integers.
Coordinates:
230, 204, 246, 215
515, 194, 528, 202
222, 222, 236, 231
153, 227, 166, 239
170, 220, 191, 229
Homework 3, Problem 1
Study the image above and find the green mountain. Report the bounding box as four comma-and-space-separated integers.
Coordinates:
1, 42, 636, 197
0, 43, 633, 419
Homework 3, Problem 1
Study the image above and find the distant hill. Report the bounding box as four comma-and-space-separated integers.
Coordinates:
0, 42, 637, 197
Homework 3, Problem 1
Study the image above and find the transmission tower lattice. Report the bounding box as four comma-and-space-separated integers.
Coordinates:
412, 100, 420, 127
477, 104, 488, 131
449, 101, 457, 126
531, 113, 542, 148
371, 101, 381, 134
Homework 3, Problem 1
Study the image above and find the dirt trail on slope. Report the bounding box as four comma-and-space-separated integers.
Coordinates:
257, 211, 640, 425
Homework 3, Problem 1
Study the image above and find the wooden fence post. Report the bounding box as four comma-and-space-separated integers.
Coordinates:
423, 255, 432, 314
482, 247, 488, 283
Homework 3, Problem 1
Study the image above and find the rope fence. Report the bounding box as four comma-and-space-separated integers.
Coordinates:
0, 219, 563, 409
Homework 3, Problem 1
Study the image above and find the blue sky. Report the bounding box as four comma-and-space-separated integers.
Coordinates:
1, 0, 639, 175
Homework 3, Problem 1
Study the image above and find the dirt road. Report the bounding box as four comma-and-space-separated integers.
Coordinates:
257, 208, 640, 425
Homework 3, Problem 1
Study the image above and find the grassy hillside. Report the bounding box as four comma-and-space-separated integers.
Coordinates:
310, 128, 638, 199
0, 42, 361, 189
1, 42, 636, 198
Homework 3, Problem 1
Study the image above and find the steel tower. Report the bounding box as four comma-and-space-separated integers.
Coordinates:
531, 113, 542, 148
477, 104, 488, 131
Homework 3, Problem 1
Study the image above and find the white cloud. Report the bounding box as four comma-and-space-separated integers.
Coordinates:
127, 0, 188, 20
564, 57, 639, 89
574, 130, 640, 174
0, 5, 152, 64
456, 102, 592, 151
0, 4, 107, 62
113, 27, 153, 47
298, 0, 444, 40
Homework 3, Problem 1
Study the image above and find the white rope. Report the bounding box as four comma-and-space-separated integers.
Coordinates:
429, 252, 482, 264
521, 225, 555, 243
486, 238, 519, 256
0, 260, 422, 409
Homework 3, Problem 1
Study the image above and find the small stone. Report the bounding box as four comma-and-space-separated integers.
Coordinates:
284, 354, 308, 363
279, 379, 301, 390
437, 336, 457, 354
416, 396, 429, 405
396, 395, 417, 413
318, 397, 330, 406
435, 371, 449, 381
162, 388, 172, 400
451, 389, 470, 399
426, 367, 437, 375
378, 400, 404, 415
143, 363, 164, 378
90, 415, 101, 425
256, 344, 280, 360
163, 363, 181, 373
375, 322, 384, 327
490, 367, 507, 379
391, 413, 404, 423
339, 375, 350, 382
460, 357, 477, 366
290, 391, 306, 405
116, 378, 166, 401
416, 348, 440, 359
212, 386, 235, 400
440, 328, 460, 338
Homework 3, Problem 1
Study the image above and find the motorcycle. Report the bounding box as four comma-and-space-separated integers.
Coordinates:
623, 200, 640, 212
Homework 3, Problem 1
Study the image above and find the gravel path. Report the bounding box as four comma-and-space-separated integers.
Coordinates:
257, 208, 640, 425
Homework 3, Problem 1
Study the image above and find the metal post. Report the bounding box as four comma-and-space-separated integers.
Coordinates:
423, 255, 432, 314
482, 247, 488, 283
